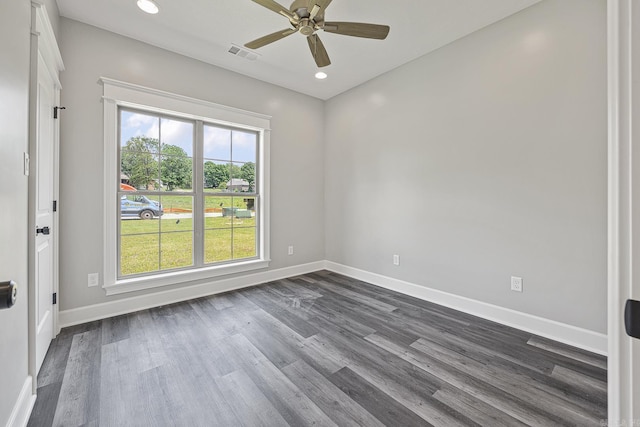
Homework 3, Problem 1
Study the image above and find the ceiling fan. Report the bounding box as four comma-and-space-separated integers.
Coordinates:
245, 0, 390, 68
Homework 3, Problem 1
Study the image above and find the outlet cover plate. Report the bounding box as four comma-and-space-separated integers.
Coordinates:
511, 276, 523, 292
88, 273, 99, 287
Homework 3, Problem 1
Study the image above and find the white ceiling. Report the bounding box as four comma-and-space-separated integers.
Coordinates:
56, 0, 541, 100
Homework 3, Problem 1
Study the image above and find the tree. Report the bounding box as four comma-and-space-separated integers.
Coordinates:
121, 136, 159, 189
229, 163, 242, 181
161, 144, 191, 190
204, 162, 230, 189
240, 162, 255, 192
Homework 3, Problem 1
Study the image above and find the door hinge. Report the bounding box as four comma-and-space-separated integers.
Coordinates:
53, 106, 66, 119
52, 292, 57, 305
53, 200, 57, 212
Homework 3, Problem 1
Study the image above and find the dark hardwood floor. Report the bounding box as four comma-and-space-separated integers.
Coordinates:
28, 271, 607, 426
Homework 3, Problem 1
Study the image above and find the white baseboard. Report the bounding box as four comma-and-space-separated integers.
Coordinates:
324, 261, 608, 356
59, 259, 607, 356
6, 377, 35, 427
59, 261, 325, 328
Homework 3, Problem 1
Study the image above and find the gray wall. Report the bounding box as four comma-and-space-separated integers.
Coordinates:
0, 0, 32, 423
58, 0, 607, 335
58, 18, 325, 311
324, 0, 607, 333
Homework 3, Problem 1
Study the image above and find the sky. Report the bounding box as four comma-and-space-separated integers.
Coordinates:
120, 110, 257, 164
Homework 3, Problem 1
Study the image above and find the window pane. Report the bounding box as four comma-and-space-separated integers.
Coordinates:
232, 196, 256, 260
203, 126, 231, 161
160, 232, 193, 270
231, 130, 257, 163
120, 216, 159, 235
119, 191, 163, 277
120, 111, 159, 152
234, 197, 256, 227
229, 162, 255, 193
120, 234, 159, 276
160, 154, 193, 191
160, 195, 193, 270
159, 195, 193, 270
233, 227, 256, 259
204, 197, 254, 226
205, 229, 232, 263
120, 193, 163, 223
203, 160, 230, 192
204, 196, 231, 228
160, 195, 190, 215
160, 196, 193, 229
121, 147, 160, 190
161, 117, 193, 157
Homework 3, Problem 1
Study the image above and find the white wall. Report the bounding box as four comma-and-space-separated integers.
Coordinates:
324, 0, 607, 333
58, 18, 325, 311
0, 0, 33, 424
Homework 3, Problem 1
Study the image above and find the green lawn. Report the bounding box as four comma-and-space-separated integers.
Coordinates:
120, 216, 256, 235
143, 194, 255, 212
120, 215, 256, 276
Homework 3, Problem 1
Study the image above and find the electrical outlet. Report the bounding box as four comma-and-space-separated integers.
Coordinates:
288, 245, 294, 256
393, 254, 400, 266
88, 273, 99, 287
511, 276, 523, 292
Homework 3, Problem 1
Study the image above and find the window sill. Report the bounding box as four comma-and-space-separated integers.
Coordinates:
102, 259, 270, 296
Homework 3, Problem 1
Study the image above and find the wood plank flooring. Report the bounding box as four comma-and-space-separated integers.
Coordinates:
28, 271, 607, 426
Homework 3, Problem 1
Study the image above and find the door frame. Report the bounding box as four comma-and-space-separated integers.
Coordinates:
28, 1, 64, 392
608, 0, 638, 423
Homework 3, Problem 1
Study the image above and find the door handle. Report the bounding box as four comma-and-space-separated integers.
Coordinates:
0, 281, 17, 309
624, 299, 640, 339
36, 226, 50, 235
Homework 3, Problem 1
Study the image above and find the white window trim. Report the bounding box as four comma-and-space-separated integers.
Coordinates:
101, 77, 271, 296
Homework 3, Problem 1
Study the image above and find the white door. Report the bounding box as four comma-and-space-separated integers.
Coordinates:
34, 52, 56, 373
630, 0, 640, 418
609, 0, 640, 423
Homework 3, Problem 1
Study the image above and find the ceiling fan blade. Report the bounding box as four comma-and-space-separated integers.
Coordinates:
245, 28, 296, 49
308, 0, 333, 20
323, 22, 390, 39
250, 0, 296, 21
307, 34, 331, 67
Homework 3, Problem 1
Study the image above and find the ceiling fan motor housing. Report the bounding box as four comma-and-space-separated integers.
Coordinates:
298, 19, 315, 36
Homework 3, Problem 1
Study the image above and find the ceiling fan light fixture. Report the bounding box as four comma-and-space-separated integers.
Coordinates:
137, 0, 159, 14
315, 71, 328, 80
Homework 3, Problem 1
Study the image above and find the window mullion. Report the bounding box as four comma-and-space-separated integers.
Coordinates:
193, 120, 204, 267
157, 114, 163, 271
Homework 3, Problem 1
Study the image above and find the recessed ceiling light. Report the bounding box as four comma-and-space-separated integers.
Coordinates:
315, 72, 328, 80
137, 0, 159, 14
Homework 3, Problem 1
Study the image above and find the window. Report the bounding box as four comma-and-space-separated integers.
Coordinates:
102, 78, 270, 295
